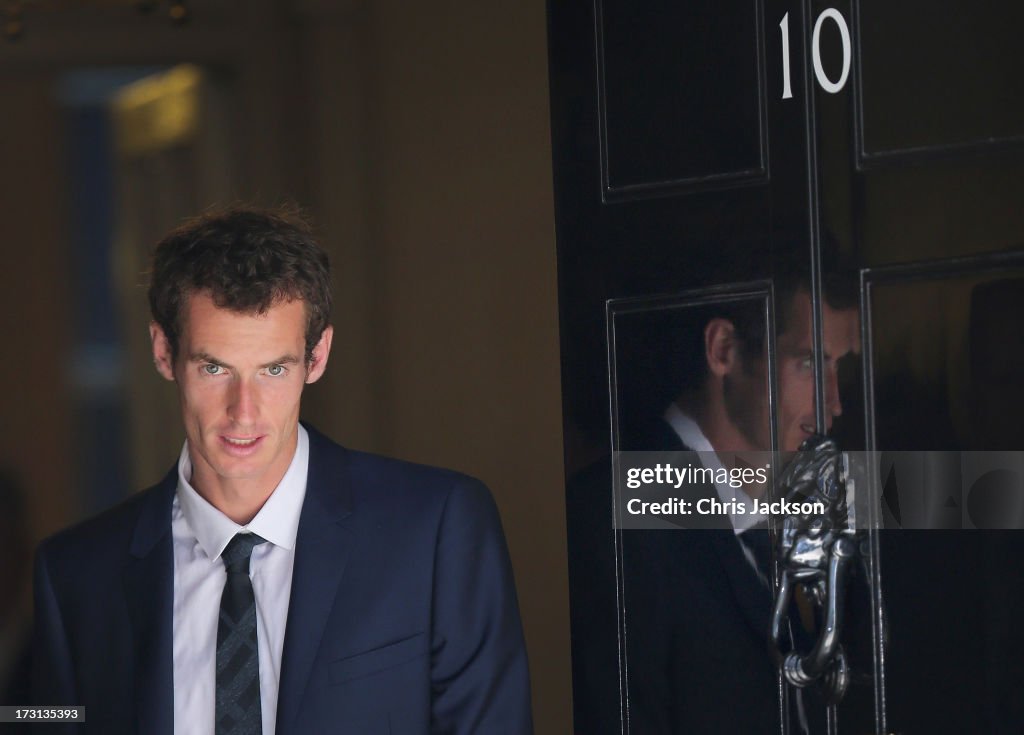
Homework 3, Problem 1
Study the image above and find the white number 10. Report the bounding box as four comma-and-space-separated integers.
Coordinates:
779, 8, 852, 99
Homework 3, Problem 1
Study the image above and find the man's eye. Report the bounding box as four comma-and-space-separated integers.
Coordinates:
267, 365, 285, 377
203, 364, 222, 375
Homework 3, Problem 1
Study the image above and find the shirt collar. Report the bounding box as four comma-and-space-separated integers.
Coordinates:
663, 402, 714, 453
663, 403, 763, 533
176, 424, 309, 560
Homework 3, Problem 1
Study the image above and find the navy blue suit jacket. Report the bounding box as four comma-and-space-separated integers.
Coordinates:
567, 422, 781, 734
33, 425, 532, 734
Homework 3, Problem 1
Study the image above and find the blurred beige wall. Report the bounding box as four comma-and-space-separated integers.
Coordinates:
0, 1, 570, 729
296, 4, 570, 730
0, 72, 75, 541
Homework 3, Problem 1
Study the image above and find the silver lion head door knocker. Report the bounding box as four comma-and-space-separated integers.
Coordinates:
769, 434, 859, 704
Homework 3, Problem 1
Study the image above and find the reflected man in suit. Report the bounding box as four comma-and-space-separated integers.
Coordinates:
33, 208, 532, 734
569, 266, 859, 734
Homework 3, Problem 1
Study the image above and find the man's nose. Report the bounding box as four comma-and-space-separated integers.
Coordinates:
228, 378, 258, 423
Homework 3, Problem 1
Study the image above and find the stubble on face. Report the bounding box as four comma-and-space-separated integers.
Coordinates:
721, 292, 860, 454
156, 292, 330, 519
722, 358, 770, 452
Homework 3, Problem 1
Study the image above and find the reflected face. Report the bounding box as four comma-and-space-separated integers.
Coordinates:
725, 291, 859, 453
150, 292, 331, 496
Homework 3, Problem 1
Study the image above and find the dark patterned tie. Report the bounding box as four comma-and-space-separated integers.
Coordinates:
216, 533, 267, 735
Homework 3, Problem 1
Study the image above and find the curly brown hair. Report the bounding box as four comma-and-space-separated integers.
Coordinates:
148, 206, 332, 362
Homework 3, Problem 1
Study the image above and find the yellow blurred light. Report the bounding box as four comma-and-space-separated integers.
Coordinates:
112, 64, 201, 155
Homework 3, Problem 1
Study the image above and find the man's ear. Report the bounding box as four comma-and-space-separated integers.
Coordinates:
704, 318, 740, 378
305, 325, 334, 384
149, 322, 176, 382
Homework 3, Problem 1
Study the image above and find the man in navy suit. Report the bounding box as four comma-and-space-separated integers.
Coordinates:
619, 283, 860, 734
568, 266, 861, 734
33, 208, 532, 734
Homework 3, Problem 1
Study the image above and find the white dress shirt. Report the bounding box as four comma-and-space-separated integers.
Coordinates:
663, 403, 766, 534
171, 425, 309, 735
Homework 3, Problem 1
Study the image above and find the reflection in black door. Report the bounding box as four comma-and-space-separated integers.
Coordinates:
548, 0, 1024, 732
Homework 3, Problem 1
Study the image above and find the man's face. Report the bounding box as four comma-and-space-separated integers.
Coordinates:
724, 291, 859, 453
150, 292, 332, 495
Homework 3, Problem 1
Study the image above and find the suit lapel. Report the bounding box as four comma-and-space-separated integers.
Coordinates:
710, 530, 774, 644
123, 472, 176, 735
657, 420, 775, 641
276, 427, 355, 735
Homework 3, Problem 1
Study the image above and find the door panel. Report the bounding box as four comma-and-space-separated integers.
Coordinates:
855, 1, 1024, 163
597, 0, 767, 196
552, 0, 825, 732
856, 258, 1024, 733
550, 0, 1024, 732
864, 262, 1024, 454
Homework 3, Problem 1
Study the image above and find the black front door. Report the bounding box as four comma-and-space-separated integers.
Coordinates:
548, 1, 1024, 732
